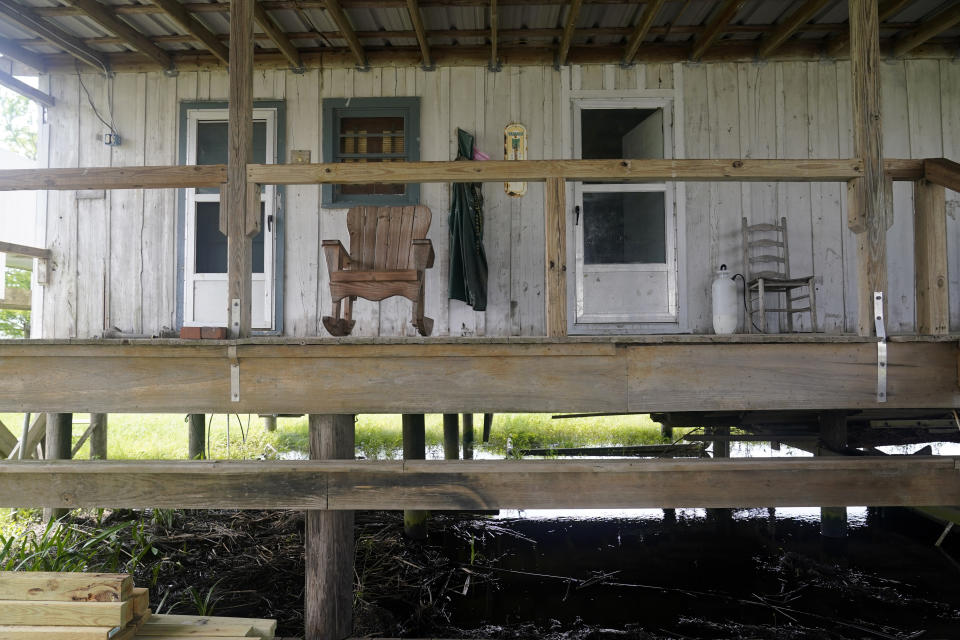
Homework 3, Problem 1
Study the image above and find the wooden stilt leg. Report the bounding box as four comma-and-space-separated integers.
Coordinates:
44, 413, 72, 521
462, 413, 474, 460
89, 413, 107, 460
402, 414, 428, 539
443, 414, 459, 460
306, 414, 355, 640
188, 414, 205, 460
820, 411, 848, 539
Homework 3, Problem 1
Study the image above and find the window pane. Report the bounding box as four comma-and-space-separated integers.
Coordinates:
196, 120, 267, 194
580, 109, 663, 160
335, 114, 406, 196
195, 202, 266, 274
583, 191, 666, 265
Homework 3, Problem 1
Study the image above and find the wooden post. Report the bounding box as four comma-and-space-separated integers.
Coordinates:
442, 413, 459, 460
544, 177, 567, 337
225, 0, 256, 338
708, 425, 730, 521
262, 415, 277, 432
482, 413, 493, 443
848, 0, 888, 337
306, 414, 355, 640
402, 414, 428, 539
819, 411, 848, 538
44, 413, 72, 521
462, 412, 474, 460
913, 179, 948, 334
188, 414, 205, 460
88, 413, 107, 460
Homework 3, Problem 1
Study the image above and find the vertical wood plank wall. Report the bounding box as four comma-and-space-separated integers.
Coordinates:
39, 61, 960, 339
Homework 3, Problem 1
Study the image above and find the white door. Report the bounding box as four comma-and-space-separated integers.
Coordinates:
183, 108, 277, 329
573, 99, 678, 325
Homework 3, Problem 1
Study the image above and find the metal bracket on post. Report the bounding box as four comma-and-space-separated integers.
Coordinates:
228, 345, 240, 403
874, 291, 887, 403
230, 298, 241, 338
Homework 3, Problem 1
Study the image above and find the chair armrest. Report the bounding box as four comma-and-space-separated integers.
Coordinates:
321, 240, 351, 275
412, 239, 435, 270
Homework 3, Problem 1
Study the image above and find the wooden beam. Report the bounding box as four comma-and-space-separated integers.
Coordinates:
249, 158, 865, 185
623, 0, 666, 64
2, 457, 960, 509
544, 177, 566, 337
405, 0, 432, 69
893, 2, 960, 57
253, 1, 303, 70
489, 0, 499, 70
924, 158, 960, 193
849, 0, 888, 337
306, 414, 354, 640
0, 339, 955, 414
757, 0, 832, 59
0, 572, 132, 602
61, 0, 173, 70
0, 287, 30, 311
914, 178, 948, 335
0, 165, 225, 191
0, 0, 110, 71
0, 37, 46, 72
826, 0, 913, 58
556, 0, 583, 66
0, 70, 54, 108
0, 241, 49, 261
150, 0, 230, 65
226, 0, 256, 339
324, 0, 367, 67
689, 0, 745, 61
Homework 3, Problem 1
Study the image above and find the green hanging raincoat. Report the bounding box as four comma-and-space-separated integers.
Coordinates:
448, 128, 488, 311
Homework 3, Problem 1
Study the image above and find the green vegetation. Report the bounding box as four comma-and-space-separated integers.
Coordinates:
0, 88, 38, 160
0, 267, 31, 338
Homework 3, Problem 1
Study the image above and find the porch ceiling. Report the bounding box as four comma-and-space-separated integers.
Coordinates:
0, 0, 956, 74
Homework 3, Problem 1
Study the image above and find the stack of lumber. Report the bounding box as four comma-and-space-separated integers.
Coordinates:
0, 572, 276, 639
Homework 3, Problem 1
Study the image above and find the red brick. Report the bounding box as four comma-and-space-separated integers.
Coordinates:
200, 326, 228, 340
179, 326, 202, 339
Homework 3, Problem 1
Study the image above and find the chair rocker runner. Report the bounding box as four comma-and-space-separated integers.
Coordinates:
322, 205, 436, 337
742, 216, 818, 333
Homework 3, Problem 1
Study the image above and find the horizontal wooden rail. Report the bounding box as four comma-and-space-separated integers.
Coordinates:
0, 159, 931, 191
0, 287, 30, 311
247, 159, 865, 184
0, 165, 226, 191
0, 338, 955, 413
924, 158, 960, 192
0, 241, 50, 261
0, 457, 958, 509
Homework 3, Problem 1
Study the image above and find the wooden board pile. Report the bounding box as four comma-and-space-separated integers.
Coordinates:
0, 572, 277, 639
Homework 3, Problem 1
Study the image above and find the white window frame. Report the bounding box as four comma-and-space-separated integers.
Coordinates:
183, 108, 277, 329
572, 97, 679, 325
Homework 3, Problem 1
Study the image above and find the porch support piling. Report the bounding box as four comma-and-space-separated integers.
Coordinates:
88, 413, 107, 460
848, 0, 888, 337
306, 414, 355, 640
44, 412, 72, 520
462, 413, 474, 460
187, 414, 205, 460
402, 414, 428, 540
225, 0, 256, 339
443, 413, 459, 460
819, 411, 848, 538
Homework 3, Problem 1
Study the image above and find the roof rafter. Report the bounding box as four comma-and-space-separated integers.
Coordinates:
689, 0, 746, 61
825, 0, 913, 57
405, 0, 432, 69
623, 0, 666, 64
893, 2, 960, 57
0, 0, 110, 71
151, 0, 230, 65
556, 0, 583, 66
757, 0, 832, 59
63, 0, 173, 69
0, 36, 46, 71
323, 0, 367, 68
253, 1, 303, 70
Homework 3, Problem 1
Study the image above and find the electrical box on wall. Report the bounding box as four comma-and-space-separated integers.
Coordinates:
103, 133, 121, 146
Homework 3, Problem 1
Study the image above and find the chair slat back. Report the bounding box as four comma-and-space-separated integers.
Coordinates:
346, 205, 432, 270
742, 216, 791, 281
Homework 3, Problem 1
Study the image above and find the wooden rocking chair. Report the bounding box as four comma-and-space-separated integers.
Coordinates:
322, 205, 436, 337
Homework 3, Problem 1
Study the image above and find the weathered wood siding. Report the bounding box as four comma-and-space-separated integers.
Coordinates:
37, 60, 958, 338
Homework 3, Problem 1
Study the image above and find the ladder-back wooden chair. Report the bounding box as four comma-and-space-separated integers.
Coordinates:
322, 205, 435, 337
742, 216, 817, 333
